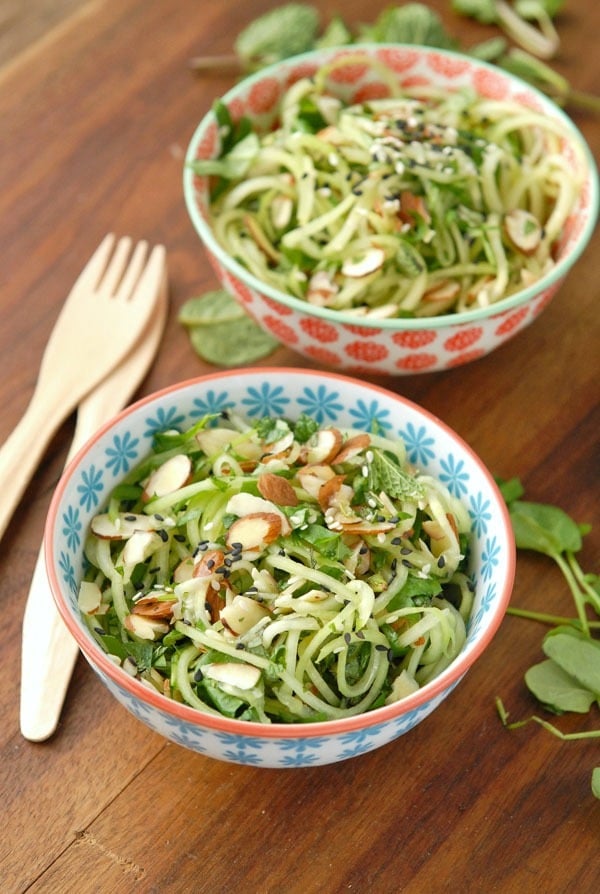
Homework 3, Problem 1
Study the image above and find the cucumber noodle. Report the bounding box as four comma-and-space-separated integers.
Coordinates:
192, 54, 584, 318
80, 411, 474, 723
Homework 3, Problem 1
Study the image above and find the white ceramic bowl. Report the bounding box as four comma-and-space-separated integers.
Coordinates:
46, 369, 515, 767
184, 44, 598, 375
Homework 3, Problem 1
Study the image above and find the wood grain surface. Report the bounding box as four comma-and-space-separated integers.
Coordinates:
1, 1, 598, 892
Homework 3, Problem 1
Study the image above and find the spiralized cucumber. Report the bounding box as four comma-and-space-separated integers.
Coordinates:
192, 54, 584, 319
80, 412, 474, 723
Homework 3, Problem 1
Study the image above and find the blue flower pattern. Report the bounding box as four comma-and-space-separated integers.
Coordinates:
349, 398, 392, 433
241, 383, 290, 417
77, 464, 103, 511
296, 385, 344, 423
190, 389, 234, 422
439, 453, 469, 498
105, 431, 140, 476
55, 376, 509, 766
399, 422, 436, 466
144, 405, 186, 436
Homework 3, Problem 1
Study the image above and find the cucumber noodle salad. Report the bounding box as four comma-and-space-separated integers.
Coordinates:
80, 411, 475, 724
192, 54, 584, 319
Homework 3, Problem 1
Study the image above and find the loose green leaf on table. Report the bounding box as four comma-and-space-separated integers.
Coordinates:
179, 290, 279, 366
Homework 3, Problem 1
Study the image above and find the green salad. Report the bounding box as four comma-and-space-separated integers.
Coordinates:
192, 54, 583, 319
80, 412, 474, 723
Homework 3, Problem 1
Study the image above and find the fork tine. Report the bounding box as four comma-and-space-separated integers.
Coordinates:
114, 240, 149, 301
97, 236, 134, 295
128, 243, 167, 302
70, 234, 116, 294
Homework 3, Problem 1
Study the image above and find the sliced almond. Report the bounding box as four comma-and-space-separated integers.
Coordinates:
124, 613, 169, 640
90, 512, 165, 540
226, 492, 291, 534
271, 194, 294, 230
173, 556, 195, 583
201, 661, 262, 690
261, 430, 295, 458
226, 512, 284, 555
193, 548, 226, 578
332, 433, 371, 465
341, 247, 385, 278
78, 581, 102, 614
317, 474, 348, 511
300, 428, 343, 465
142, 454, 192, 502
399, 191, 430, 225
132, 593, 177, 620
504, 209, 542, 254
244, 214, 280, 263
339, 519, 396, 536
220, 594, 271, 635
296, 463, 336, 499
307, 270, 339, 307
122, 530, 163, 566
257, 472, 299, 507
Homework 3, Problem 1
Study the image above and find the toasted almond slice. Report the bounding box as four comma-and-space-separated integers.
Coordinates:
132, 594, 177, 620
226, 492, 291, 534
226, 512, 284, 554
504, 209, 542, 254
244, 214, 280, 263
271, 195, 294, 230
340, 520, 396, 535
124, 613, 169, 640
220, 594, 271, 635
296, 463, 336, 499
193, 548, 226, 578
317, 474, 348, 511
332, 433, 371, 464
307, 270, 339, 307
301, 428, 343, 465
262, 430, 295, 457
202, 661, 262, 690
90, 512, 164, 540
123, 530, 163, 566
342, 248, 385, 278
142, 454, 192, 502
78, 581, 102, 614
173, 556, 195, 583
257, 472, 299, 507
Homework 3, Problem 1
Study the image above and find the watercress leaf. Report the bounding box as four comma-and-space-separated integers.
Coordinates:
542, 633, 600, 695
298, 523, 352, 561
368, 449, 425, 501
509, 500, 582, 557
525, 659, 597, 713
495, 475, 524, 505
234, 3, 320, 71
315, 15, 353, 48
592, 768, 600, 800
452, 0, 498, 25
293, 413, 320, 444
361, 3, 456, 48
178, 290, 246, 327
189, 313, 279, 366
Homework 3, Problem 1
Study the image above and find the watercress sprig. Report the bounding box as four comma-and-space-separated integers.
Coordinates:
496, 477, 600, 800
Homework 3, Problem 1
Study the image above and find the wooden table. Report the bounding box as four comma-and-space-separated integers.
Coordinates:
1, 1, 598, 890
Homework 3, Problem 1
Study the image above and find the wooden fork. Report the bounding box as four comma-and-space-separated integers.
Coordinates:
0, 234, 166, 541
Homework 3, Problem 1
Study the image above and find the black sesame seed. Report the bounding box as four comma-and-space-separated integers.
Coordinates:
402, 559, 413, 568
401, 547, 412, 555
94, 626, 105, 635
154, 513, 165, 521
194, 668, 203, 682
437, 555, 446, 568
124, 514, 137, 521
230, 542, 243, 551
235, 642, 246, 650
356, 630, 365, 639
174, 534, 186, 542
375, 643, 388, 652
149, 566, 161, 574
344, 632, 351, 645
391, 537, 402, 546
158, 529, 169, 542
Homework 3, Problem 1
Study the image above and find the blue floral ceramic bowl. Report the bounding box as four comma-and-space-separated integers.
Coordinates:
46, 369, 515, 767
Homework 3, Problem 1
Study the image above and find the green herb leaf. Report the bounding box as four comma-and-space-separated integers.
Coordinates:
189, 313, 279, 367
298, 523, 353, 561
361, 3, 456, 48
234, 3, 320, 71
524, 659, 597, 713
368, 450, 425, 501
592, 768, 600, 800
293, 413, 320, 444
508, 500, 582, 557
542, 633, 600, 696
178, 290, 246, 327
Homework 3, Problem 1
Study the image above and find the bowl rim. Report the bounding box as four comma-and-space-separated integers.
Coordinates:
46, 367, 516, 738
183, 42, 599, 332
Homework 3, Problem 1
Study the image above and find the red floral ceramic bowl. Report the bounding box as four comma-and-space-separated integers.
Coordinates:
183, 45, 598, 375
